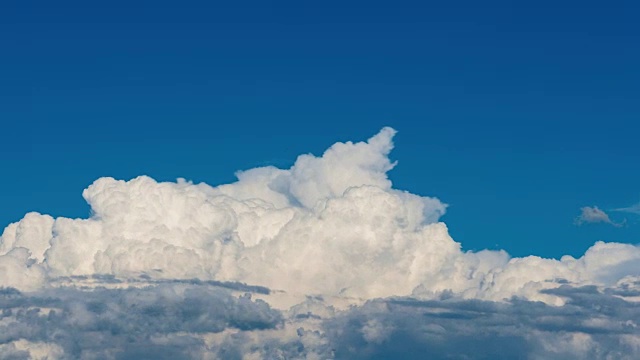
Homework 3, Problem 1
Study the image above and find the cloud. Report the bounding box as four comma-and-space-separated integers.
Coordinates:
612, 203, 640, 215
0, 283, 282, 359
2, 282, 638, 359
322, 286, 640, 360
1, 127, 640, 358
575, 206, 624, 227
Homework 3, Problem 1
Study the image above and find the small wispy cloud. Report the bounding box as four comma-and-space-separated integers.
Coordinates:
574, 206, 625, 227
611, 202, 640, 215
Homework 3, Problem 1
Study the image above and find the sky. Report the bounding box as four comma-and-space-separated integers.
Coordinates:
2, 1, 640, 258
3, 0, 640, 260
2, 2, 640, 358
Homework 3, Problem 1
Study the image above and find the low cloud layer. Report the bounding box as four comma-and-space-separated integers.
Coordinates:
0, 283, 281, 359
325, 285, 640, 360
1, 282, 640, 359
1, 128, 640, 358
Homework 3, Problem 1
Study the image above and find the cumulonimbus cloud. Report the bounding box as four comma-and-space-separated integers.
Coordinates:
1, 127, 640, 359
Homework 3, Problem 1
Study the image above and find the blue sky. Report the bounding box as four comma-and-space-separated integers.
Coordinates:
2, 0, 640, 258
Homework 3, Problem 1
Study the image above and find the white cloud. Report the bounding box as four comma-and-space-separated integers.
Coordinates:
1, 127, 640, 358
612, 203, 640, 215
575, 206, 624, 227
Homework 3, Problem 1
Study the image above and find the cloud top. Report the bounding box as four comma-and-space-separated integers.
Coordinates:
1, 128, 640, 305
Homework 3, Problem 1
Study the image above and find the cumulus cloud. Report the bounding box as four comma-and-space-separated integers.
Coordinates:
575, 206, 624, 227
1, 127, 640, 358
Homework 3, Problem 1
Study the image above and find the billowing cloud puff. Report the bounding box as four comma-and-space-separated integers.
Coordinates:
1, 128, 640, 358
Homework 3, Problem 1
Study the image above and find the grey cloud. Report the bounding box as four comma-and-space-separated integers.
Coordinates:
575, 206, 624, 227
50, 275, 271, 295
0, 283, 281, 359
2, 282, 640, 359
320, 286, 640, 359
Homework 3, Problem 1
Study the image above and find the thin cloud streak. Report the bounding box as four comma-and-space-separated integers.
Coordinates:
612, 203, 640, 215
